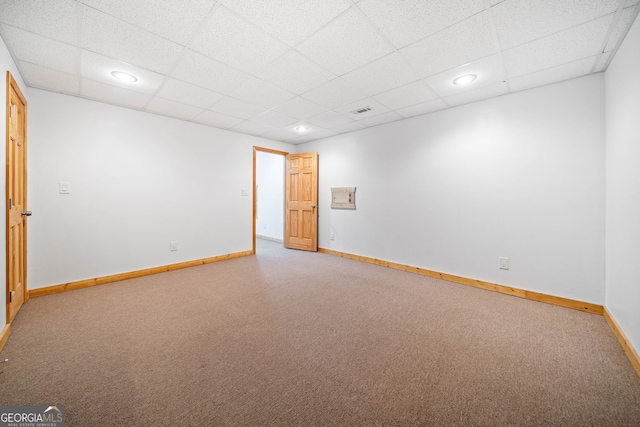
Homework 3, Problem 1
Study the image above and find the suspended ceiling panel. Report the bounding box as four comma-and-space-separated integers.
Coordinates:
0, 0, 638, 144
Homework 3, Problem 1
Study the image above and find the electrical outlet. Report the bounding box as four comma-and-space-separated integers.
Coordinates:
170, 241, 178, 251
59, 182, 71, 194
499, 257, 509, 270
330, 232, 335, 240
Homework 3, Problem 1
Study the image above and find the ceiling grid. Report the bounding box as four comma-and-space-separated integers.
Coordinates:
0, 0, 637, 144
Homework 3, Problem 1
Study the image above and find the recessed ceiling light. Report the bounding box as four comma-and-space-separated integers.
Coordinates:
110, 71, 138, 83
295, 126, 309, 133
453, 74, 477, 85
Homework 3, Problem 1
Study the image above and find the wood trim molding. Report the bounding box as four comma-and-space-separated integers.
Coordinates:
318, 248, 603, 315
253, 146, 288, 255
254, 147, 289, 156
29, 250, 254, 298
0, 323, 9, 353
6, 71, 30, 323
317, 249, 640, 377
603, 308, 640, 377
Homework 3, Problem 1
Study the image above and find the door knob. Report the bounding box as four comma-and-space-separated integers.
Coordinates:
21, 211, 32, 217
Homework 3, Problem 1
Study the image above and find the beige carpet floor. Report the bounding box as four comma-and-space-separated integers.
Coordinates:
1, 238, 639, 426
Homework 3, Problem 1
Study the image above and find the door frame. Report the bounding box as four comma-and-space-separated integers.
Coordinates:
252, 147, 288, 254
5, 71, 29, 324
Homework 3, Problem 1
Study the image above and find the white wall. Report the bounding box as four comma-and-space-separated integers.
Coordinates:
1, 35, 26, 329
256, 150, 284, 241
27, 89, 290, 289
605, 14, 640, 354
300, 74, 606, 304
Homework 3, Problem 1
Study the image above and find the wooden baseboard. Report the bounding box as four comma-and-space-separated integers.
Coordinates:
0, 324, 10, 353
603, 308, 640, 377
29, 250, 254, 298
318, 248, 603, 315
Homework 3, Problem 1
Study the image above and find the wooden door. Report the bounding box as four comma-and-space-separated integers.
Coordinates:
285, 152, 318, 252
6, 72, 28, 323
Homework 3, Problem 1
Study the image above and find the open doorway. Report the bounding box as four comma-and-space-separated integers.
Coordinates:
253, 147, 287, 253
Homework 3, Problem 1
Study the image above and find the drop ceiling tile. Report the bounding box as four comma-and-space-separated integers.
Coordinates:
329, 121, 367, 133
296, 8, 394, 75
306, 111, 354, 128
18, 62, 80, 95
595, 51, 612, 72
605, 6, 638, 52
190, 6, 289, 74
302, 78, 368, 109
509, 55, 597, 92
358, 111, 403, 127
209, 96, 266, 120
77, 0, 214, 45
170, 50, 250, 95
373, 80, 439, 110
230, 121, 274, 137
400, 12, 495, 78
220, 0, 350, 46
81, 8, 183, 74
503, 15, 614, 78
305, 129, 337, 140
1, 25, 78, 74
81, 78, 151, 109
287, 129, 336, 145
341, 52, 419, 96
287, 135, 316, 145
230, 77, 296, 109
81, 50, 165, 95
335, 98, 391, 121
250, 110, 298, 128
396, 98, 449, 118
261, 129, 299, 143
288, 129, 337, 144
0, 0, 79, 44
444, 82, 508, 107
425, 55, 505, 97
156, 78, 223, 109
358, 0, 485, 48
256, 50, 336, 95
282, 122, 326, 136
144, 97, 204, 121
272, 97, 328, 120
492, 0, 620, 50
192, 110, 243, 129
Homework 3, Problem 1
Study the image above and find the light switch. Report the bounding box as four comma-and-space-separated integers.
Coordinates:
241, 189, 249, 196
59, 182, 71, 194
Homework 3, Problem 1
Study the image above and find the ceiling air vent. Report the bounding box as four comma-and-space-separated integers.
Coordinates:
351, 106, 371, 115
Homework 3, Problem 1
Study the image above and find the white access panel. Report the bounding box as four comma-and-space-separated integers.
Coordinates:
331, 187, 356, 209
